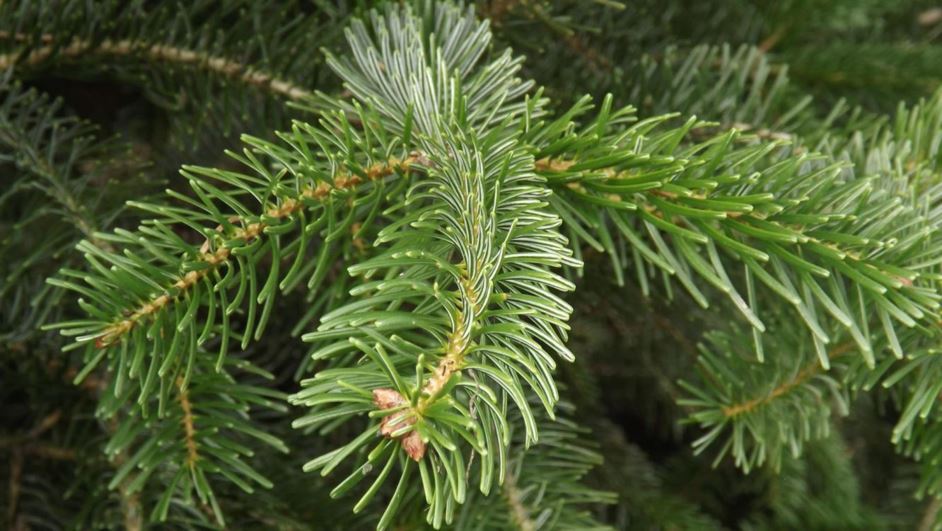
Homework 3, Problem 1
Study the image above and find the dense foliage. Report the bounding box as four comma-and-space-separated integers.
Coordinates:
5, 1, 942, 529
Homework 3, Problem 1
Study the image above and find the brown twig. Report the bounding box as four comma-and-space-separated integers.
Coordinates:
0, 33, 310, 101
2, 410, 78, 527
0, 410, 63, 449
7, 448, 22, 530
918, 496, 942, 531
503, 468, 535, 531
176, 377, 199, 467
24, 444, 77, 461
758, 25, 789, 53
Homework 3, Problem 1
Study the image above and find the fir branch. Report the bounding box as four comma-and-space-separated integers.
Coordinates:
482, 0, 620, 74
678, 87, 942, 477
453, 402, 614, 530
0, 0, 363, 153
2, 143, 110, 250
175, 377, 199, 468
676, 322, 853, 472
612, 43, 810, 132
100, 359, 288, 527
720, 341, 855, 418
532, 99, 942, 371
0, 80, 134, 322
50, 99, 412, 522
13, 0, 942, 528
0, 80, 151, 528
291, 5, 580, 527
0, 34, 311, 101
502, 470, 536, 531
110, 420, 144, 531
93, 155, 416, 349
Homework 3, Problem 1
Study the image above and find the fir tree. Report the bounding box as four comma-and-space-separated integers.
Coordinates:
4, 1, 942, 529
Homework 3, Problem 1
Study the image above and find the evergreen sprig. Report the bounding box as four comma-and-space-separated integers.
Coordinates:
0, 77, 144, 341
678, 87, 942, 479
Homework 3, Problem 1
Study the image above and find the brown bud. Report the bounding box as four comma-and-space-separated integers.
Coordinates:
401, 431, 426, 461
372, 388, 426, 460
409, 150, 432, 168
379, 412, 410, 437
919, 8, 942, 26
372, 388, 406, 409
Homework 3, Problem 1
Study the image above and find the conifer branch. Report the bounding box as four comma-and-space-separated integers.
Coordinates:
50, 107, 407, 522
0, 33, 311, 101
481, 1, 614, 74
538, 155, 882, 271
371, 146, 503, 461
7, 2, 625, 528
503, 469, 536, 531
721, 341, 855, 418
533, 101, 941, 374
453, 404, 615, 530
11, 0, 942, 528
290, 6, 583, 526
176, 377, 199, 467
0, 81, 146, 527
108, 418, 143, 531
0, 82, 120, 252
10, 152, 111, 250
94, 155, 416, 349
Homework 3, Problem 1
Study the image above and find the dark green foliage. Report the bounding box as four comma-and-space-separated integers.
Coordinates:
5, 0, 942, 529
